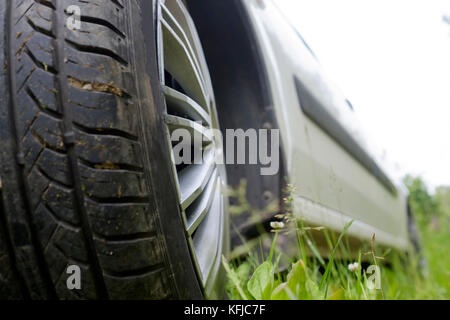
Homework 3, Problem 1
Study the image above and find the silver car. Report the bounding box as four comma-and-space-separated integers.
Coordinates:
0, 0, 415, 300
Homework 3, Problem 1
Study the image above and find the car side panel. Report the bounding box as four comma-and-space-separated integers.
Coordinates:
241, 0, 409, 249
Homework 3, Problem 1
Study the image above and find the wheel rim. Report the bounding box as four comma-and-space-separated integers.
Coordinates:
156, 0, 227, 295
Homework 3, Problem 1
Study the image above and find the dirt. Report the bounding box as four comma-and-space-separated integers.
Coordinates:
68, 76, 126, 97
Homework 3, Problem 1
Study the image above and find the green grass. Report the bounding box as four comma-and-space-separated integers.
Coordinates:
223, 177, 450, 300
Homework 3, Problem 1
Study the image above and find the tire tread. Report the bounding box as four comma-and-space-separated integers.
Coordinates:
0, 0, 174, 299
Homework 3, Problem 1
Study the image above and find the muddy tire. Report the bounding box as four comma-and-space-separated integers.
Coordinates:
0, 0, 209, 299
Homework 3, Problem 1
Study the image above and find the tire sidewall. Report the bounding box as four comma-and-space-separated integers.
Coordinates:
129, 0, 204, 299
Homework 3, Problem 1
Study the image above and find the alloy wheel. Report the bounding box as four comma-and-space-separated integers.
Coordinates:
156, 0, 228, 296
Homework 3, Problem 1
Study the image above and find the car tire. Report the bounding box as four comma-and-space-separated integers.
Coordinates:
0, 0, 227, 300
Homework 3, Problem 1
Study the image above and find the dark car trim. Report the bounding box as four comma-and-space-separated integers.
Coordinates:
294, 76, 397, 195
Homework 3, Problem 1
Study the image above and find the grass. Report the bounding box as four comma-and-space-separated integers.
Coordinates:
222, 178, 450, 300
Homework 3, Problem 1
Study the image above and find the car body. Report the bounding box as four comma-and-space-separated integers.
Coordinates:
248, 0, 409, 249
0, 0, 412, 300
188, 0, 410, 253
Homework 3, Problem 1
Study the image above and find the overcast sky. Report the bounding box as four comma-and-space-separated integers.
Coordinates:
274, 0, 450, 191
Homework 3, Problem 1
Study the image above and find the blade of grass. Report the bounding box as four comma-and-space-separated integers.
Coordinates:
268, 231, 279, 263
320, 220, 354, 299
306, 237, 325, 266
323, 229, 334, 252
222, 256, 249, 300
296, 219, 309, 268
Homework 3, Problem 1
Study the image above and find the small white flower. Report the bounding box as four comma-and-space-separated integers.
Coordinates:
270, 221, 285, 230
348, 262, 359, 272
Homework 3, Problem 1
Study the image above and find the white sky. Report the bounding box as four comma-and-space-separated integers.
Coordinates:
274, 0, 450, 191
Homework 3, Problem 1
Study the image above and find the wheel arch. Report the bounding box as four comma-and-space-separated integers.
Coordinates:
186, 0, 288, 249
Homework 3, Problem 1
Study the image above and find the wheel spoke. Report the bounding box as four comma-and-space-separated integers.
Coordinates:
165, 114, 213, 146
161, 19, 209, 110
186, 169, 218, 235
178, 148, 216, 210
162, 1, 213, 92
192, 182, 223, 286
161, 4, 206, 90
163, 86, 211, 126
